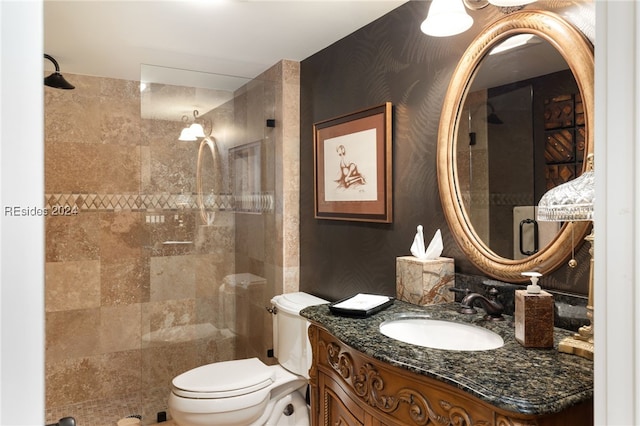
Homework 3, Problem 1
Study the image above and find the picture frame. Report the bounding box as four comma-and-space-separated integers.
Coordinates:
313, 102, 392, 223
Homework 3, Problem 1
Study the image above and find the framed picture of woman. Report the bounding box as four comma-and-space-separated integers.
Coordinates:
313, 102, 392, 223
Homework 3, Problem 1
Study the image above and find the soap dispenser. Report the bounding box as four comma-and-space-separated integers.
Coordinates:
515, 272, 554, 348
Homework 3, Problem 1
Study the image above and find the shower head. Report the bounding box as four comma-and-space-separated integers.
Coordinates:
486, 102, 503, 125
44, 54, 75, 90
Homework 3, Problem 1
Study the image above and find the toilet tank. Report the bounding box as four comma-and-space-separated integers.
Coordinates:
220, 273, 266, 334
270, 292, 328, 378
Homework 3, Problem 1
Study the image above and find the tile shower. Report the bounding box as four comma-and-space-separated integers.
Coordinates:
44, 60, 301, 425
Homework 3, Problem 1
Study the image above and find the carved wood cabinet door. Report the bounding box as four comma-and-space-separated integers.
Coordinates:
319, 372, 364, 426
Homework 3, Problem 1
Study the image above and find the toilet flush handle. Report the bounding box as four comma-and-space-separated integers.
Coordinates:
266, 305, 277, 315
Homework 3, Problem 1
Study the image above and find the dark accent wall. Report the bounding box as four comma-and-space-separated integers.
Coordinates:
299, 2, 590, 302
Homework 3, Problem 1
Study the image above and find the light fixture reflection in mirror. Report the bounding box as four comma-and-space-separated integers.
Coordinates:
537, 154, 594, 360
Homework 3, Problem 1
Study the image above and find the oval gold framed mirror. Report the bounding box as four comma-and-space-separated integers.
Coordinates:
196, 137, 220, 226
437, 10, 594, 283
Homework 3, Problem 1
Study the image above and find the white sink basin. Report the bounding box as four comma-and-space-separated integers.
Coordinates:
379, 315, 504, 351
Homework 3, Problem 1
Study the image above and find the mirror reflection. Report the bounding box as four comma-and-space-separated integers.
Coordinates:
456, 35, 585, 260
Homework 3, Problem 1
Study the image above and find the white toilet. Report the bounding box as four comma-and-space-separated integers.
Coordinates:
168, 292, 328, 426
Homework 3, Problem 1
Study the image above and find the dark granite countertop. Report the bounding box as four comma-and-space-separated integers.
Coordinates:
301, 300, 593, 416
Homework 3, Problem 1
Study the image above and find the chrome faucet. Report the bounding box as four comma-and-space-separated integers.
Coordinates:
459, 287, 505, 321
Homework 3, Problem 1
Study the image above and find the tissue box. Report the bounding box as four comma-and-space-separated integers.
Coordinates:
396, 256, 455, 305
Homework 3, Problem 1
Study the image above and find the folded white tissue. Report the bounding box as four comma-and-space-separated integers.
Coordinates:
332, 293, 392, 311
410, 226, 443, 260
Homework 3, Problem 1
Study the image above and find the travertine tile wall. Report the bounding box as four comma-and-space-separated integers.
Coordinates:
44, 60, 300, 412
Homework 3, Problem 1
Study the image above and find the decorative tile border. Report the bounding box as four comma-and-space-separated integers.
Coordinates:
44, 192, 274, 214
460, 192, 538, 207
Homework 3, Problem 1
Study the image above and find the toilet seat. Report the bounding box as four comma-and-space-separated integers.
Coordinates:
169, 360, 305, 421
172, 358, 275, 399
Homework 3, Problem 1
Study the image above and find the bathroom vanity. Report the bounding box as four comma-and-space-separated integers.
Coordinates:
302, 301, 593, 426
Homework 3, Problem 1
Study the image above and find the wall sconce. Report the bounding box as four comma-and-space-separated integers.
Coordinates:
420, 0, 473, 37
537, 154, 595, 360
178, 110, 211, 142
421, 0, 537, 37
44, 54, 75, 90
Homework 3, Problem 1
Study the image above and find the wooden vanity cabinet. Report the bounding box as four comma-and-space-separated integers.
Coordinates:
308, 325, 593, 426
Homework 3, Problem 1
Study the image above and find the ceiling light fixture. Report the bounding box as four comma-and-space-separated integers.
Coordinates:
487, 0, 536, 8
421, 0, 537, 37
489, 33, 536, 55
44, 54, 75, 90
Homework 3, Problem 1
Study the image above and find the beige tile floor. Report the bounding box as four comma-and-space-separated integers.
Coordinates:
45, 387, 172, 426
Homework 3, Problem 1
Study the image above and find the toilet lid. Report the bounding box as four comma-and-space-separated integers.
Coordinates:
272, 292, 328, 315
172, 358, 275, 398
